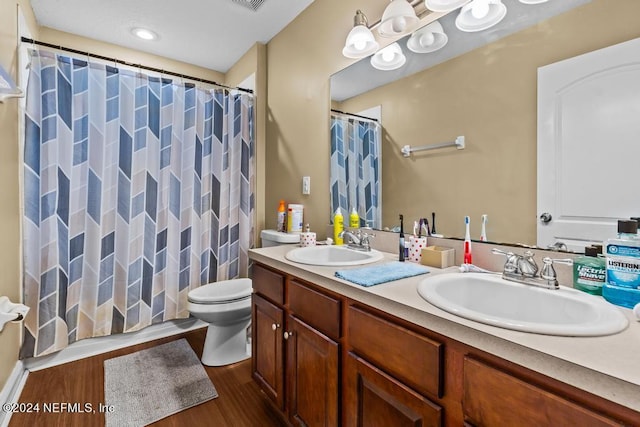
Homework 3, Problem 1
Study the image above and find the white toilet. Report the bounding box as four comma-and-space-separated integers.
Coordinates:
188, 278, 252, 366
260, 229, 300, 247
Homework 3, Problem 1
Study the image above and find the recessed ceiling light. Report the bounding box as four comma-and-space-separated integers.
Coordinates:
131, 28, 158, 41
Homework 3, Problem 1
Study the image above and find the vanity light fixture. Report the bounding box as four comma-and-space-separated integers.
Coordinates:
378, 0, 420, 38
131, 27, 158, 41
342, 10, 380, 59
424, 0, 470, 12
519, 0, 548, 3
407, 20, 448, 53
370, 42, 407, 71
455, 0, 507, 32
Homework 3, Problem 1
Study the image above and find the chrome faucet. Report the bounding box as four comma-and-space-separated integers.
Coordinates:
339, 228, 375, 251
492, 248, 573, 290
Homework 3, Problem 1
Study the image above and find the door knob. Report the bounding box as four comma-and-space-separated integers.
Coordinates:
539, 212, 552, 223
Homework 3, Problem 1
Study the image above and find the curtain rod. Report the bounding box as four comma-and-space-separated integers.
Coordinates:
331, 109, 378, 122
20, 36, 253, 94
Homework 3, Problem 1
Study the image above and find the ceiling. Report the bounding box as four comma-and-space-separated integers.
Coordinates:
29, 0, 315, 73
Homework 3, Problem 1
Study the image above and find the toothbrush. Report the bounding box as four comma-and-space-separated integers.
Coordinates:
464, 216, 473, 264
431, 212, 437, 235
399, 214, 405, 262
421, 218, 430, 237
480, 214, 488, 242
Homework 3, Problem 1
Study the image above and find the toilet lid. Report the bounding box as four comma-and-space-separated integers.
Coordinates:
188, 278, 252, 304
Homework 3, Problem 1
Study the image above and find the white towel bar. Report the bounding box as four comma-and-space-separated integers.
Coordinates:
401, 136, 465, 157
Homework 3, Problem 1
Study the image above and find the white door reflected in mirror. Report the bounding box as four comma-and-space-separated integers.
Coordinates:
537, 37, 640, 251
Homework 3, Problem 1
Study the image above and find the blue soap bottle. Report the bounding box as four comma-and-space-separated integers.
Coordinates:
602, 220, 640, 308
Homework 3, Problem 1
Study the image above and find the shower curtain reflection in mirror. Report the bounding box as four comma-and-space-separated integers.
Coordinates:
21, 50, 255, 358
330, 113, 381, 229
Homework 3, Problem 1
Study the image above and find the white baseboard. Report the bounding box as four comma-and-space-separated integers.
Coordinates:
24, 318, 207, 372
0, 360, 29, 427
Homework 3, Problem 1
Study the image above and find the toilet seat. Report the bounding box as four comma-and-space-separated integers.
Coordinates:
188, 278, 252, 305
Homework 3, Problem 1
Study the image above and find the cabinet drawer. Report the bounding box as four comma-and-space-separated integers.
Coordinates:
348, 305, 443, 398
252, 264, 285, 305
289, 280, 341, 341
463, 357, 620, 427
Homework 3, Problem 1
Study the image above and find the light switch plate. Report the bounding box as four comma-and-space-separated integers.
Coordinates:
302, 176, 310, 195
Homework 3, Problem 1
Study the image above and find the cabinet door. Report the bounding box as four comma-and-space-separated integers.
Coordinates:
286, 315, 339, 427
252, 294, 285, 410
344, 352, 442, 427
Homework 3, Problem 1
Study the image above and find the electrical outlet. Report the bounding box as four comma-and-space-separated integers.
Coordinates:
302, 176, 311, 195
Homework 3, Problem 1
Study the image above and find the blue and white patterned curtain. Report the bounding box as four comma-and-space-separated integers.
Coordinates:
330, 114, 381, 229
21, 50, 254, 358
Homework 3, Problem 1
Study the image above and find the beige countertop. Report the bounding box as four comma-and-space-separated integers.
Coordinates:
249, 245, 640, 412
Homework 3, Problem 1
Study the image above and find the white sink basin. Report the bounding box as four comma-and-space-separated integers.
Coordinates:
285, 245, 384, 266
417, 273, 629, 336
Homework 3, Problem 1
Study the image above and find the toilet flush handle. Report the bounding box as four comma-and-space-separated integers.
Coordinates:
271, 323, 280, 331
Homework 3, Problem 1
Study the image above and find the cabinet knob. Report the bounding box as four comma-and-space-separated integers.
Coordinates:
284, 331, 294, 340
271, 323, 280, 331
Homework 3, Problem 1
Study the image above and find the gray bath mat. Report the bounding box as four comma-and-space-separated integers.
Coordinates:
104, 338, 218, 426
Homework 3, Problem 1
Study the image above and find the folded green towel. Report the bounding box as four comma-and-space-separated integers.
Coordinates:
335, 261, 429, 287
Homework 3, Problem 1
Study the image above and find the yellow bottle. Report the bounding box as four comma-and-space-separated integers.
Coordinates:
349, 207, 359, 228
333, 208, 344, 245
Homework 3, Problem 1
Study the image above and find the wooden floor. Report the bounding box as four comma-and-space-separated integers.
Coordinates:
10, 329, 287, 427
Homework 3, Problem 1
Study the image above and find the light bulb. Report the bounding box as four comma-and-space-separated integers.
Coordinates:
132, 27, 157, 41
471, 0, 490, 19
391, 16, 407, 33
353, 38, 367, 51
420, 32, 435, 47
382, 49, 395, 62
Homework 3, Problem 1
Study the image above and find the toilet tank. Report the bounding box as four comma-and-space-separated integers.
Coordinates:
260, 229, 300, 247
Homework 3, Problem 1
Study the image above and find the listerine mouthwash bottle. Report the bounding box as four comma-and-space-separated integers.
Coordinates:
602, 220, 640, 308
573, 245, 606, 295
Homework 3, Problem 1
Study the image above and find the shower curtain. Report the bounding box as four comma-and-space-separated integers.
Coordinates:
21, 50, 254, 358
330, 113, 381, 229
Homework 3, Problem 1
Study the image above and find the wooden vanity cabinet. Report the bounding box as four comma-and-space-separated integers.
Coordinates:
251, 264, 341, 426
251, 263, 640, 427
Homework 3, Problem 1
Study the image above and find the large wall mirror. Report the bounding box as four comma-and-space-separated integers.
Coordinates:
330, 0, 640, 252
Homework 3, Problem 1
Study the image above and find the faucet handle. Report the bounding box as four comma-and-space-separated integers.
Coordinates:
492, 248, 519, 273
540, 257, 573, 281
361, 232, 375, 250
